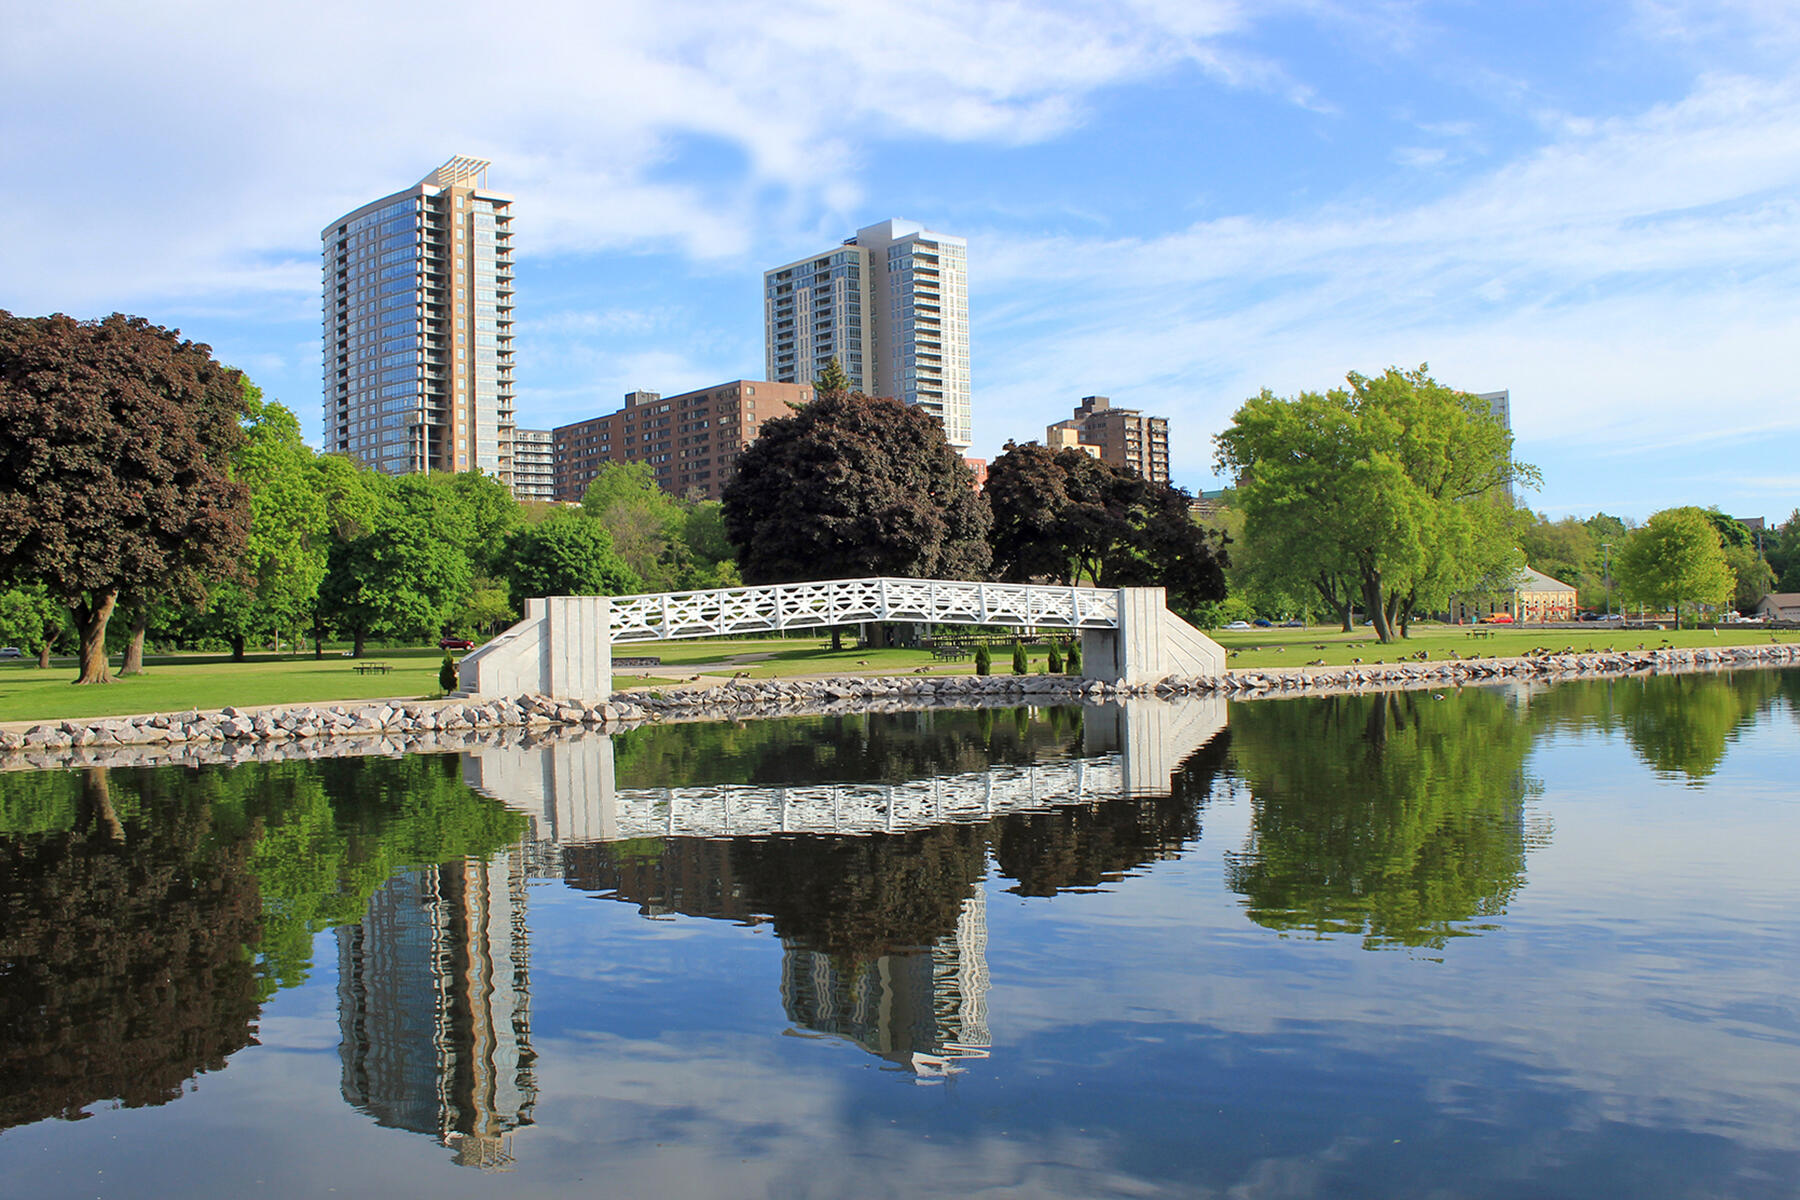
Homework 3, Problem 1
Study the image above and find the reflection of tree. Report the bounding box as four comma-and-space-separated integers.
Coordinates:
1225, 691, 1536, 950
1527, 670, 1784, 782
0, 754, 531, 1133
563, 824, 990, 963
991, 732, 1229, 896
0, 768, 263, 1131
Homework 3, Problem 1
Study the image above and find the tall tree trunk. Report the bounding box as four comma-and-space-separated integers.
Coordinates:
36, 645, 51, 669
352, 629, 366, 658
1361, 574, 1396, 643
119, 610, 149, 675
72, 590, 118, 684
313, 614, 325, 659
79, 767, 125, 844
230, 633, 247, 662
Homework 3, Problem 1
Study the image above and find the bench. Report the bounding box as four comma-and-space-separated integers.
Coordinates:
352, 662, 392, 675
1466, 630, 1494, 639
612, 656, 662, 668
932, 645, 972, 661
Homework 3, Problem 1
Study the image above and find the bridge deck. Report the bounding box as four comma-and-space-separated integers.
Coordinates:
608, 576, 1121, 644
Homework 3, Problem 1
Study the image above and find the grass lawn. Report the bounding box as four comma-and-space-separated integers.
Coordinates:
1206, 623, 1800, 669
0, 648, 448, 724
6, 625, 1793, 723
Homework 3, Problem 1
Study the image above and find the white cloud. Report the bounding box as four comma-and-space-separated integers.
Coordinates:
0, 0, 1262, 313
966, 72, 1800, 495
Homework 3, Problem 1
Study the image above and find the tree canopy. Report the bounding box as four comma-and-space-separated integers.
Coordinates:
1613, 506, 1735, 622
0, 312, 251, 681
721, 390, 991, 584
985, 441, 1227, 615
1214, 366, 1534, 642
504, 509, 639, 603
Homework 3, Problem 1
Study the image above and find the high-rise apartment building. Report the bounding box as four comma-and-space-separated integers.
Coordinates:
1046, 395, 1170, 484
322, 156, 517, 485
552, 380, 814, 503
1475, 389, 1513, 504
764, 219, 970, 450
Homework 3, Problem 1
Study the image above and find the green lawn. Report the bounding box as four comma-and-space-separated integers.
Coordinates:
1206, 623, 1800, 669
5, 625, 1792, 723
0, 649, 448, 723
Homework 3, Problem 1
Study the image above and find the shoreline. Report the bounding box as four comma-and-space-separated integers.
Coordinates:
2, 642, 1796, 772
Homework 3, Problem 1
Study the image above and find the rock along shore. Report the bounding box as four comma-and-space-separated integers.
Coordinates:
2, 642, 1796, 773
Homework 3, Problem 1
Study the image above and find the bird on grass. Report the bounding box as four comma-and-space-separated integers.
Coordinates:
856, 659, 869, 666
1307, 658, 1326, 666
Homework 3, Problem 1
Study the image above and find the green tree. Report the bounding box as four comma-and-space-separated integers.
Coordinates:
1767, 510, 1800, 592
317, 476, 471, 656
1215, 366, 1535, 643
722, 390, 991, 584
503, 510, 639, 605
815, 357, 851, 393
0, 312, 252, 682
0, 584, 66, 668
1613, 506, 1734, 623
581, 462, 689, 591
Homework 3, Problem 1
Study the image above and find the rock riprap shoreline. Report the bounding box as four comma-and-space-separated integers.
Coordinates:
2, 642, 1795, 770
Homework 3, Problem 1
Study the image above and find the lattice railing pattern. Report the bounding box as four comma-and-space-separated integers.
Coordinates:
608, 576, 1120, 643
601, 756, 1124, 840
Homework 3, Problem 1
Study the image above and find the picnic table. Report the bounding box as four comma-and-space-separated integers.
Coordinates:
352, 662, 393, 675
1466, 629, 1495, 639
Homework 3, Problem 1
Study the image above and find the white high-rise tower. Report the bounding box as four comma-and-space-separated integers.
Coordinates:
764, 219, 970, 451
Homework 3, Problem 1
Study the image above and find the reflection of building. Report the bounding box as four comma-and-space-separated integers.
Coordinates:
337, 852, 537, 1169
1046, 395, 1170, 484
781, 889, 990, 1078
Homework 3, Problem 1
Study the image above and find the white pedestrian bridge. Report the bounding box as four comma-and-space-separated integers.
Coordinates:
457, 577, 1224, 701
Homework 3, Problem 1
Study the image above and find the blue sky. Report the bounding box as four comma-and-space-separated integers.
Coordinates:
5, 0, 1798, 523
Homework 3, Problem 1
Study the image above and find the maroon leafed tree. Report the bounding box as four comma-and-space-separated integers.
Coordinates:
0, 312, 250, 684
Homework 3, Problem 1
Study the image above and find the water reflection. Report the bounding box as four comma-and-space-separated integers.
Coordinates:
336, 852, 537, 1168
1223, 688, 1540, 950
2, 673, 1796, 1193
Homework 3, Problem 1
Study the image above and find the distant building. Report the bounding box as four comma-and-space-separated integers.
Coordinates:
321, 156, 521, 489
1046, 395, 1170, 484
551, 380, 814, 503
963, 457, 988, 492
1475, 389, 1513, 505
1754, 593, 1800, 622
510, 428, 554, 502
1450, 565, 1578, 624
764, 219, 970, 451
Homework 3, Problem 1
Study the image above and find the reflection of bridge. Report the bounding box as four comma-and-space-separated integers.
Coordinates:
461, 698, 1226, 844
458, 579, 1224, 701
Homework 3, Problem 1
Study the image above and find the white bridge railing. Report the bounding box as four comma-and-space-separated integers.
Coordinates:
608, 576, 1120, 644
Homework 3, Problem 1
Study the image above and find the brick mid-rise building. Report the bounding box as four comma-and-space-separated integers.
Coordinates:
1046, 395, 1170, 484
553, 380, 814, 503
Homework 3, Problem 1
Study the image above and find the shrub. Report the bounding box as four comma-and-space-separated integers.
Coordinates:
1047, 642, 1064, 673
1011, 641, 1029, 675
1066, 639, 1082, 674
438, 653, 458, 693
974, 643, 991, 675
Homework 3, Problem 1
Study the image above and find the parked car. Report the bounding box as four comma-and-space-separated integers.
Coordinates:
438, 636, 476, 650
1252, 618, 1273, 627
1280, 619, 1305, 627
0, 646, 21, 659
1480, 613, 1514, 624
1223, 620, 1254, 630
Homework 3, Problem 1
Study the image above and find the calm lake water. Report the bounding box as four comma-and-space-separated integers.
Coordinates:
2, 671, 1797, 1199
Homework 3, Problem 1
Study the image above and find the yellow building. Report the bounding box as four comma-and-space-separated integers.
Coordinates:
1451, 566, 1579, 624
